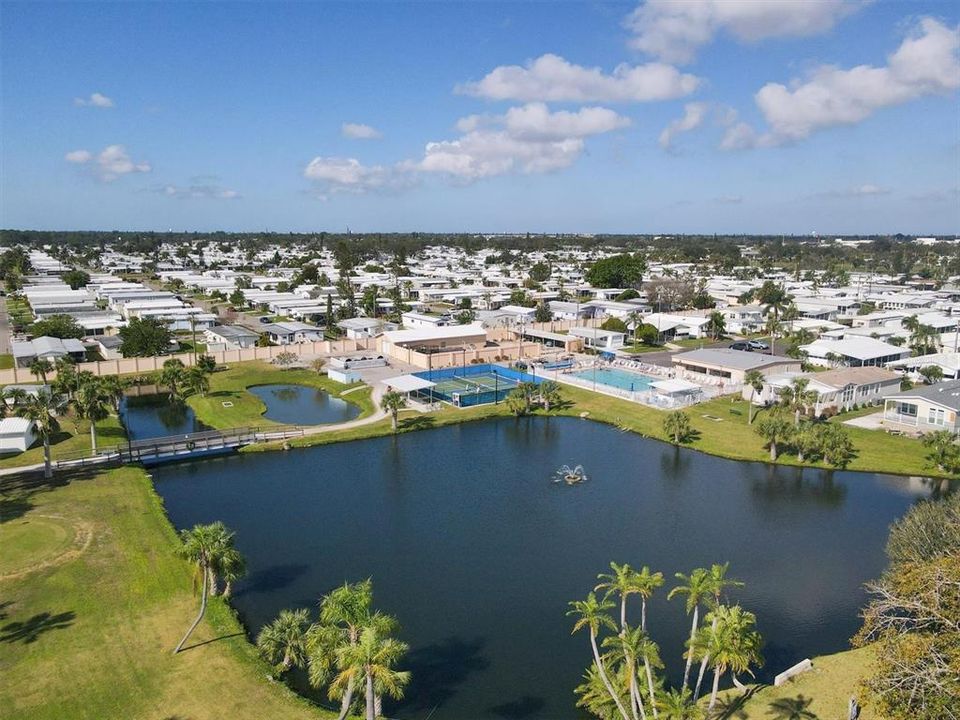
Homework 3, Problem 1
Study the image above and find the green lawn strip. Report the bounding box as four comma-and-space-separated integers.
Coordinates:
0, 354, 14, 369
0, 413, 125, 469
187, 361, 372, 429
713, 645, 878, 720
0, 466, 333, 720
620, 344, 664, 354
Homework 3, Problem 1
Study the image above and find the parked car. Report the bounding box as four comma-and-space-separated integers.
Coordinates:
729, 341, 752, 351
748, 339, 770, 351
258, 316, 272, 324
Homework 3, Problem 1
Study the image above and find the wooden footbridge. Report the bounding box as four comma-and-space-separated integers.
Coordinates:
44, 425, 306, 472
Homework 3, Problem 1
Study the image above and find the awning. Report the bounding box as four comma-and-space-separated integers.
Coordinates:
650, 379, 701, 395
382, 375, 436, 393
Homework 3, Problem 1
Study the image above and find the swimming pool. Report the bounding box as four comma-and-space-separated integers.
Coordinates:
570, 367, 657, 392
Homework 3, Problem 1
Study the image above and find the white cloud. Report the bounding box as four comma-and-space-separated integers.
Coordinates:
625, 0, 861, 64
850, 184, 890, 196
456, 53, 699, 102
303, 157, 413, 195
64, 150, 93, 164
715, 195, 743, 204
157, 184, 241, 200
418, 103, 630, 181
658, 101, 708, 149
73, 92, 114, 108
722, 18, 960, 149
341, 123, 383, 140
64, 144, 151, 181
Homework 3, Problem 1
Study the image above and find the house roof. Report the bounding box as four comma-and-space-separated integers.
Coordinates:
800, 337, 908, 361
806, 366, 900, 390
382, 323, 487, 345
0, 417, 35, 435
885, 379, 960, 411
207, 324, 260, 340
673, 348, 798, 371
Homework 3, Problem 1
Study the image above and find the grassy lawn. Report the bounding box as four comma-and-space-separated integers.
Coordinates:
713, 646, 877, 720
189, 361, 374, 429
0, 354, 13, 369
0, 413, 126, 470
0, 466, 332, 720
620, 343, 665, 354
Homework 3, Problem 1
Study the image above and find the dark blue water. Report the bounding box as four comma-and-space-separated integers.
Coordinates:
151, 417, 945, 719
248, 384, 361, 425
120, 395, 207, 440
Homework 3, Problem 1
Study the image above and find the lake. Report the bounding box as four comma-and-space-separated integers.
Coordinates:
120, 394, 206, 440
150, 417, 943, 719
247, 384, 361, 425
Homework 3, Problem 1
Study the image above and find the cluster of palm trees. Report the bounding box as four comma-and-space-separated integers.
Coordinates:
173, 521, 246, 653
570, 562, 762, 720
505, 380, 562, 416
159, 354, 216, 403
902, 315, 940, 356
255, 579, 409, 720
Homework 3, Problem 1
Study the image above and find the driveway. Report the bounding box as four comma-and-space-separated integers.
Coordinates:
842, 411, 887, 430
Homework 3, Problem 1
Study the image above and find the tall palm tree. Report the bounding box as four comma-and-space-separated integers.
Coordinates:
538, 380, 562, 411
602, 625, 647, 720
173, 521, 235, 653
160, 359, 187, 403
743, 369, 765, 425
219, 546, 246, 598
15, 390, 63, 478
633, 566, 664, 635
28, 358, 53, 384
596, 562, 639, 631
205, 522, 238, 596
52, 358, 79, 399
777, 377, 818, 426
667, 568, 712, 693
331, 623, 409, 720
697, 605, 763, 711
568, 593, 631, 720
755, 410, 793, 460
72, 377, 111, 453
308, 579, 375, 720
380, 391, 406, 432
693, 564, 744, 700
256, 608, 311, 673
98, 374, 128, 413
706, 311, 725, 340
185, 366, 211, 398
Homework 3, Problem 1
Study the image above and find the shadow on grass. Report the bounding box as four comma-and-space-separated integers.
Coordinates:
0, 610, 75, 644
711, 685, 762, 719
178, 631, 245, 653
767, 694, 818, 720
0, 493, 34, 522
399, 415, 437, 432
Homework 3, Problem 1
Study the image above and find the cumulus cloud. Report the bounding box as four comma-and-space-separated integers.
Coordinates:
849, 184, 890, 196
64, 144, 151, 181
456, 53, 699, 102
156, 184, 241, 200
303, 156, 415, 195
417, 103, 630, 181
341, 123, 383, 140
624, 0, 860, 64
721, 18, 960, 149
73, 92, 114, 108
715, 195, 743, 204
658, 102, 708, 149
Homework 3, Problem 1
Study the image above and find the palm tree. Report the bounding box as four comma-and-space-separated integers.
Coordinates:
777, 377, 817, 426
380, 391, 406, 432
29, 358, 53, 384
755, 411, 793, 461
595, 562, 639, 631
633, 566, 664, 634
160, 359, 187, 403
706, 311, 725, 340
173, 521, 235, 653
14, 390, 62, 478
331, 623, 409, 720
219, 546, 246, 597
692, 564, 744, 700
538, 380, 562, 411
52, 358, 79, 399
656, 688, 702, 720
743, 370, 765, 425
205, 522, 238, 596
71, 377, 111, 454
698, 605, 763, 711
98, 374, 128, 412
667, 568, 713, 693
568, 593, 632, 720
257, 608, 311, 674
196, 353, 217, 374
185, 366, 211, 397
602, 625, 654, 720
756, 282, 790, 355
308, 580, 375, 720
662, 411, 691, 445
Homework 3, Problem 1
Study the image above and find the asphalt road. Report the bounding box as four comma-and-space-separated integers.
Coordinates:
0, 297, 12, 355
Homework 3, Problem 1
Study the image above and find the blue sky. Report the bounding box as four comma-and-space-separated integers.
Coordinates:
2, 1, 958, 234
